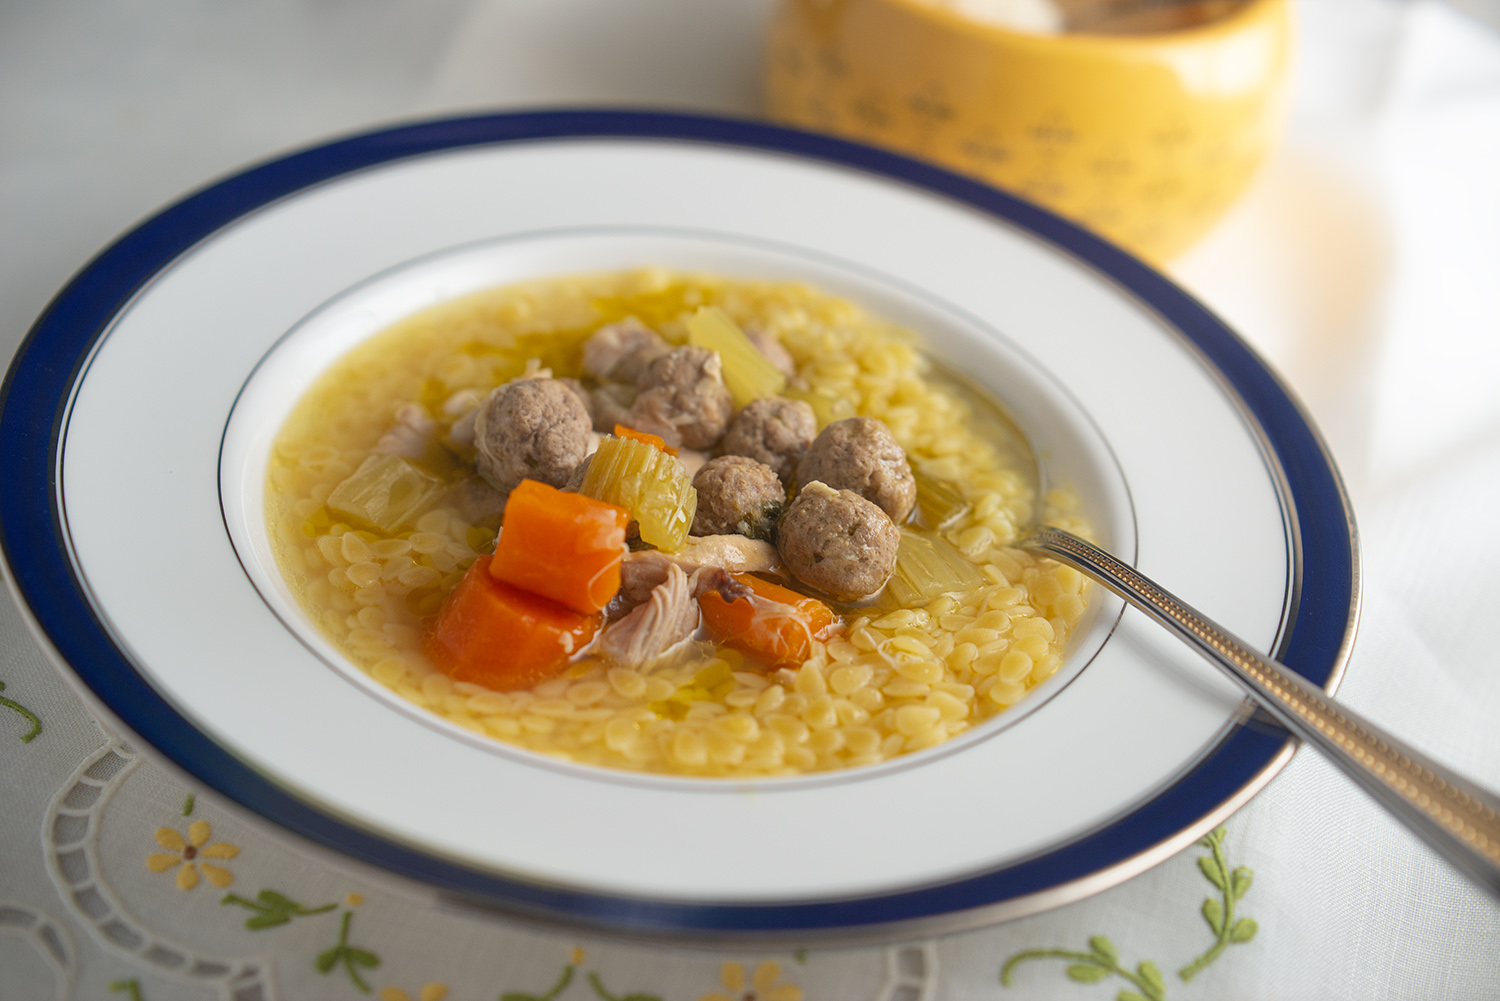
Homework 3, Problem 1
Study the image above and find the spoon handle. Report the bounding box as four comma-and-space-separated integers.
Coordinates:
1025, 524, 1500, 899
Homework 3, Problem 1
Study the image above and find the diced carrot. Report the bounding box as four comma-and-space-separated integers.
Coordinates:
697, 573, 839, 668
489, 479, 629, 615
613, 423, 678, 456
426, 555, 600, 691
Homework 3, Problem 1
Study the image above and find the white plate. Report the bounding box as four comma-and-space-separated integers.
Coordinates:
0, 112, 1358, 940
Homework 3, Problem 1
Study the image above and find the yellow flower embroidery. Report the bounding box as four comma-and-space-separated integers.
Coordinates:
145, 819, 239, 890
699, 960, 804, 1001
378, 985, 446, 1001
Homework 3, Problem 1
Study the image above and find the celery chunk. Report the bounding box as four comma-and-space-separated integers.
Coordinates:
686, 306, 786, 408
881, 528, 988, 608
325, 453, 444, 534
912, 466, 970, 529
579, 436, 697, 552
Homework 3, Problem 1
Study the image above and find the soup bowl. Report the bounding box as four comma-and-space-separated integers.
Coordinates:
0, 111, 1353, 939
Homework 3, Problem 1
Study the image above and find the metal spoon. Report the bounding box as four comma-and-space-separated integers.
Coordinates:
1019, 522, 1500, 899
932, 363, 1500, 895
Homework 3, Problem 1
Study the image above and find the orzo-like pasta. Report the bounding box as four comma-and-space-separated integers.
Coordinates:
266, 269, 1091, 777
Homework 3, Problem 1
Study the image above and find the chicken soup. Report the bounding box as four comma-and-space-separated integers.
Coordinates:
265, 270, 1091, 777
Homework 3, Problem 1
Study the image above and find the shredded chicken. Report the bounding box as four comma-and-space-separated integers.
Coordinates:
375, 403, 436, 458
675, 534, 780, 574
616, 542, 765, 610
582, 318, 668, 384
745, 326, 797, 378
600, 563, 699, 667
442, 389, 484, 452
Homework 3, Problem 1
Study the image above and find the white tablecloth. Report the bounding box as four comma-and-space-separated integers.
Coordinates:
3, 1, 1499, 998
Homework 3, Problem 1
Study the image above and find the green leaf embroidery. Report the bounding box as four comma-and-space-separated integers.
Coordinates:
1003, 948, 1159, 998
109, 980, 145, 1001
1000, 824, 1260, 998
1196, 855, 1226, 890
503, 963, 574, 1001
1179, 828, 1258, 983
1201, 897, 1224, 935
0, 680, 42, 743
587, 970, 663, 1001
222, 889, 337, 930
314, 910, 379, 992
1068, 963, 1110, 983
181, 793, 195, 816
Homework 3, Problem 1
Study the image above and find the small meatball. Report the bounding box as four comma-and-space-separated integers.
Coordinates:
581, 318, 669, 384
796, 416, 916, 522
719, 396, 816, 486
557, 377, 593, 422
745, 326, 797, 378
472, 378, 591, 493
624, 345, 734, 450
777, 481, 899, 600
691, 456, 785, 540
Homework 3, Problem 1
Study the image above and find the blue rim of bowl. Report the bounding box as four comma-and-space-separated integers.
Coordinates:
0, 109, 1358, 940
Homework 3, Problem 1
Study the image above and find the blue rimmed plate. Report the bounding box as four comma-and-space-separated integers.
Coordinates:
0, 111, 1357, 941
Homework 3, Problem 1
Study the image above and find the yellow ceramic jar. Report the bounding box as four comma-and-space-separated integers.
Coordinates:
764, 0, 1292, 262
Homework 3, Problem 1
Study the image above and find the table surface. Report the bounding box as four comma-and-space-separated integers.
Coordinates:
3, 1, 1499, 998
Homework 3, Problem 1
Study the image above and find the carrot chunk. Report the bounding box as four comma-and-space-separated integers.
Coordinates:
613, 423, 678, 456
489, 479, 629, 615
426, 555, 600, 691
698, 573, 838, 667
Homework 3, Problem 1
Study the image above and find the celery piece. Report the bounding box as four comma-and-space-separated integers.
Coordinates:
325, 453, 443, 534
912, 466, 970, 529
881, 528, 988, 609
579, 436, 697, 552
783, 385, 857, 428
686, 306, 786, 408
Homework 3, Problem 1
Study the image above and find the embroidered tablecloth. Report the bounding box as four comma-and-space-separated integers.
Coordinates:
3, 0, 1499, 998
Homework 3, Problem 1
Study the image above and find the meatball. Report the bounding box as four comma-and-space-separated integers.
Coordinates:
623, 345, 734, 450
472, 378, 591, 493
777, 481, 899, 600
557, 377, 593, 422
719, 396, 816, 486
796, 416, 916, 523
690, 455, 786, 540
581, 318, 669, 384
